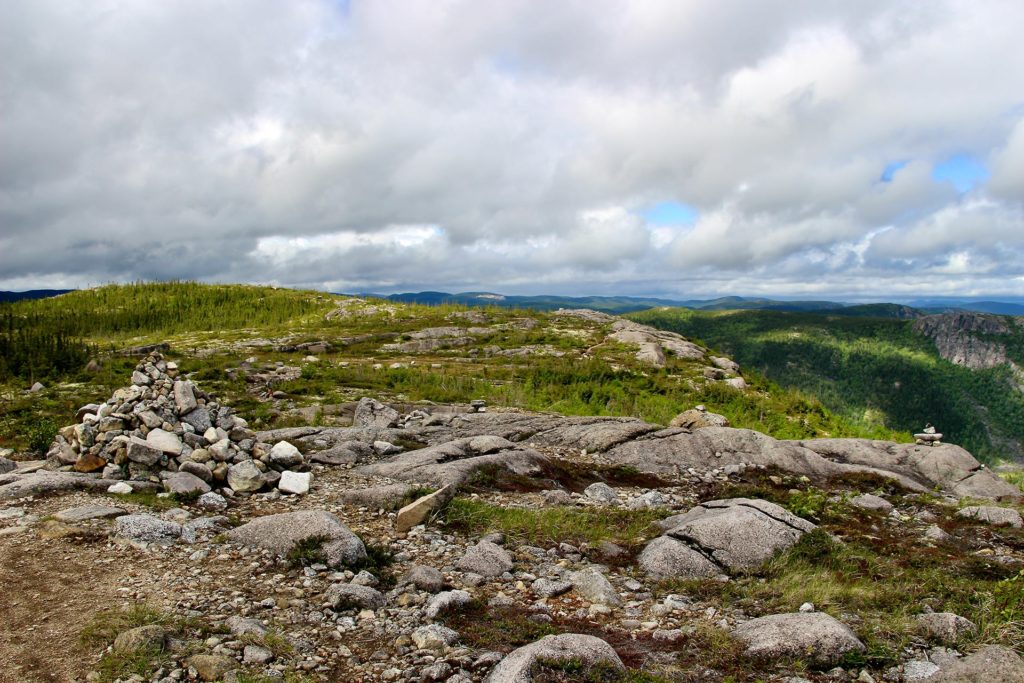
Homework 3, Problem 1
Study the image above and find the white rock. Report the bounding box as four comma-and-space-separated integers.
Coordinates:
107, 482, 134, 494
279, 471, 312, 495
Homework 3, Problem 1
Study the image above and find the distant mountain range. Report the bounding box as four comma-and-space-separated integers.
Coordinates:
4, 287, 1023, 316
366, 291, 1024, 317
0, 289, 73, 303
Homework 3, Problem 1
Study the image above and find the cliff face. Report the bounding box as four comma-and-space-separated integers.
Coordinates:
913, 312, 1012, 370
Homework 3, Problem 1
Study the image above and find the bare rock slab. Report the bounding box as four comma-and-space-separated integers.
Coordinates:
227, 510, 366, 568
956, 505, 1023, 528
484, 633, 625, 683
732, 612, 865, 666
926, 645, 1024, 682
53, 505, 127, 523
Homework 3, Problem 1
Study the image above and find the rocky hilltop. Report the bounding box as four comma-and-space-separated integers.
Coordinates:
1, 343, 1023, 682
1, 286, 1023, 682
912, 312, 1022, 372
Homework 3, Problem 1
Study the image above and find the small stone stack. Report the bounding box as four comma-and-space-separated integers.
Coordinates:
46, 352, 304, 494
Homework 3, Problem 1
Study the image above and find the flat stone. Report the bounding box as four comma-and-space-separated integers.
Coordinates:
162, 471, 211, 496
848, 493, 893, 513
53, 505, 126, 523
146, 428, 183, 456
187, 654, 237, 682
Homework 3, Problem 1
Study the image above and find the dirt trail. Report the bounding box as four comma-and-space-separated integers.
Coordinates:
0, 534, 121, 683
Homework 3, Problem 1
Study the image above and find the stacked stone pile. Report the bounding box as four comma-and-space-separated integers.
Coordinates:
45, 352, 309, 495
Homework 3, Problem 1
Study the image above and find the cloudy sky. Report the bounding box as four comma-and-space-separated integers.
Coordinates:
2, 0, 1023, 300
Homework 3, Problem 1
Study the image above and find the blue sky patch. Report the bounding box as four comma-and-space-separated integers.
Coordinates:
641, 201, 699, 225
932, 153, 989, 192
880, 160, 908, 182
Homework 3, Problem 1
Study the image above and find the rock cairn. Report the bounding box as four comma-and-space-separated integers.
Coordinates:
46, 352, 307, 495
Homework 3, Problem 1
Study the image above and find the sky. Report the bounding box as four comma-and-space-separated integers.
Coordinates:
2, 0, 1023, 300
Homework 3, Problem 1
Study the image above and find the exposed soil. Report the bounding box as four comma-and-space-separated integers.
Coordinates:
0, 533, 125, 683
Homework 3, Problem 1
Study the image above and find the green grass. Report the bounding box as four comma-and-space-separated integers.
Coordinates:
442, 498, 666, 548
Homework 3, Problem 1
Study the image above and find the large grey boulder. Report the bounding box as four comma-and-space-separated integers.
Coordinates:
926, 645, 1024, 682
732, 612, 865, 665
353, 397, 400, 428
0, 457, 16, 475
355, 436, 549, 488
457, 540, 512, 577
227, 510, 366, 568
484, 633, 624, 683
640, 498, 815, 578
956, 505, 1023, 528
115, 514, 182, 545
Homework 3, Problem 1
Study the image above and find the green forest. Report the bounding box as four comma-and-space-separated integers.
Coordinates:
631, 308, 1024, 463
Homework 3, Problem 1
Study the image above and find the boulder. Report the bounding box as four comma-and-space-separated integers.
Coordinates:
225, 616, 267, 637
657, 498, 815, 573
0, 457, 16, 475
73, 453, 107, 473
127, 438, 163, 466
227, 510, 366, 568
670, 408, 730, 430
179, 460, 213, 483
484, 634, 624, 683
457, 540, 513, 577
732, 612, 865, 665
412, 624, 459, 651
173, 380, 197, 414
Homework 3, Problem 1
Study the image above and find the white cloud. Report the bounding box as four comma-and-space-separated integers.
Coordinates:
0, 0, 1023, 298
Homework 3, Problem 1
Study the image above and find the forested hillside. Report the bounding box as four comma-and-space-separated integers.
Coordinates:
631, 308, 1024, 463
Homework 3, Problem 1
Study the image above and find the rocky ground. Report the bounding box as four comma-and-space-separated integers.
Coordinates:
1, 309, 1023, 683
